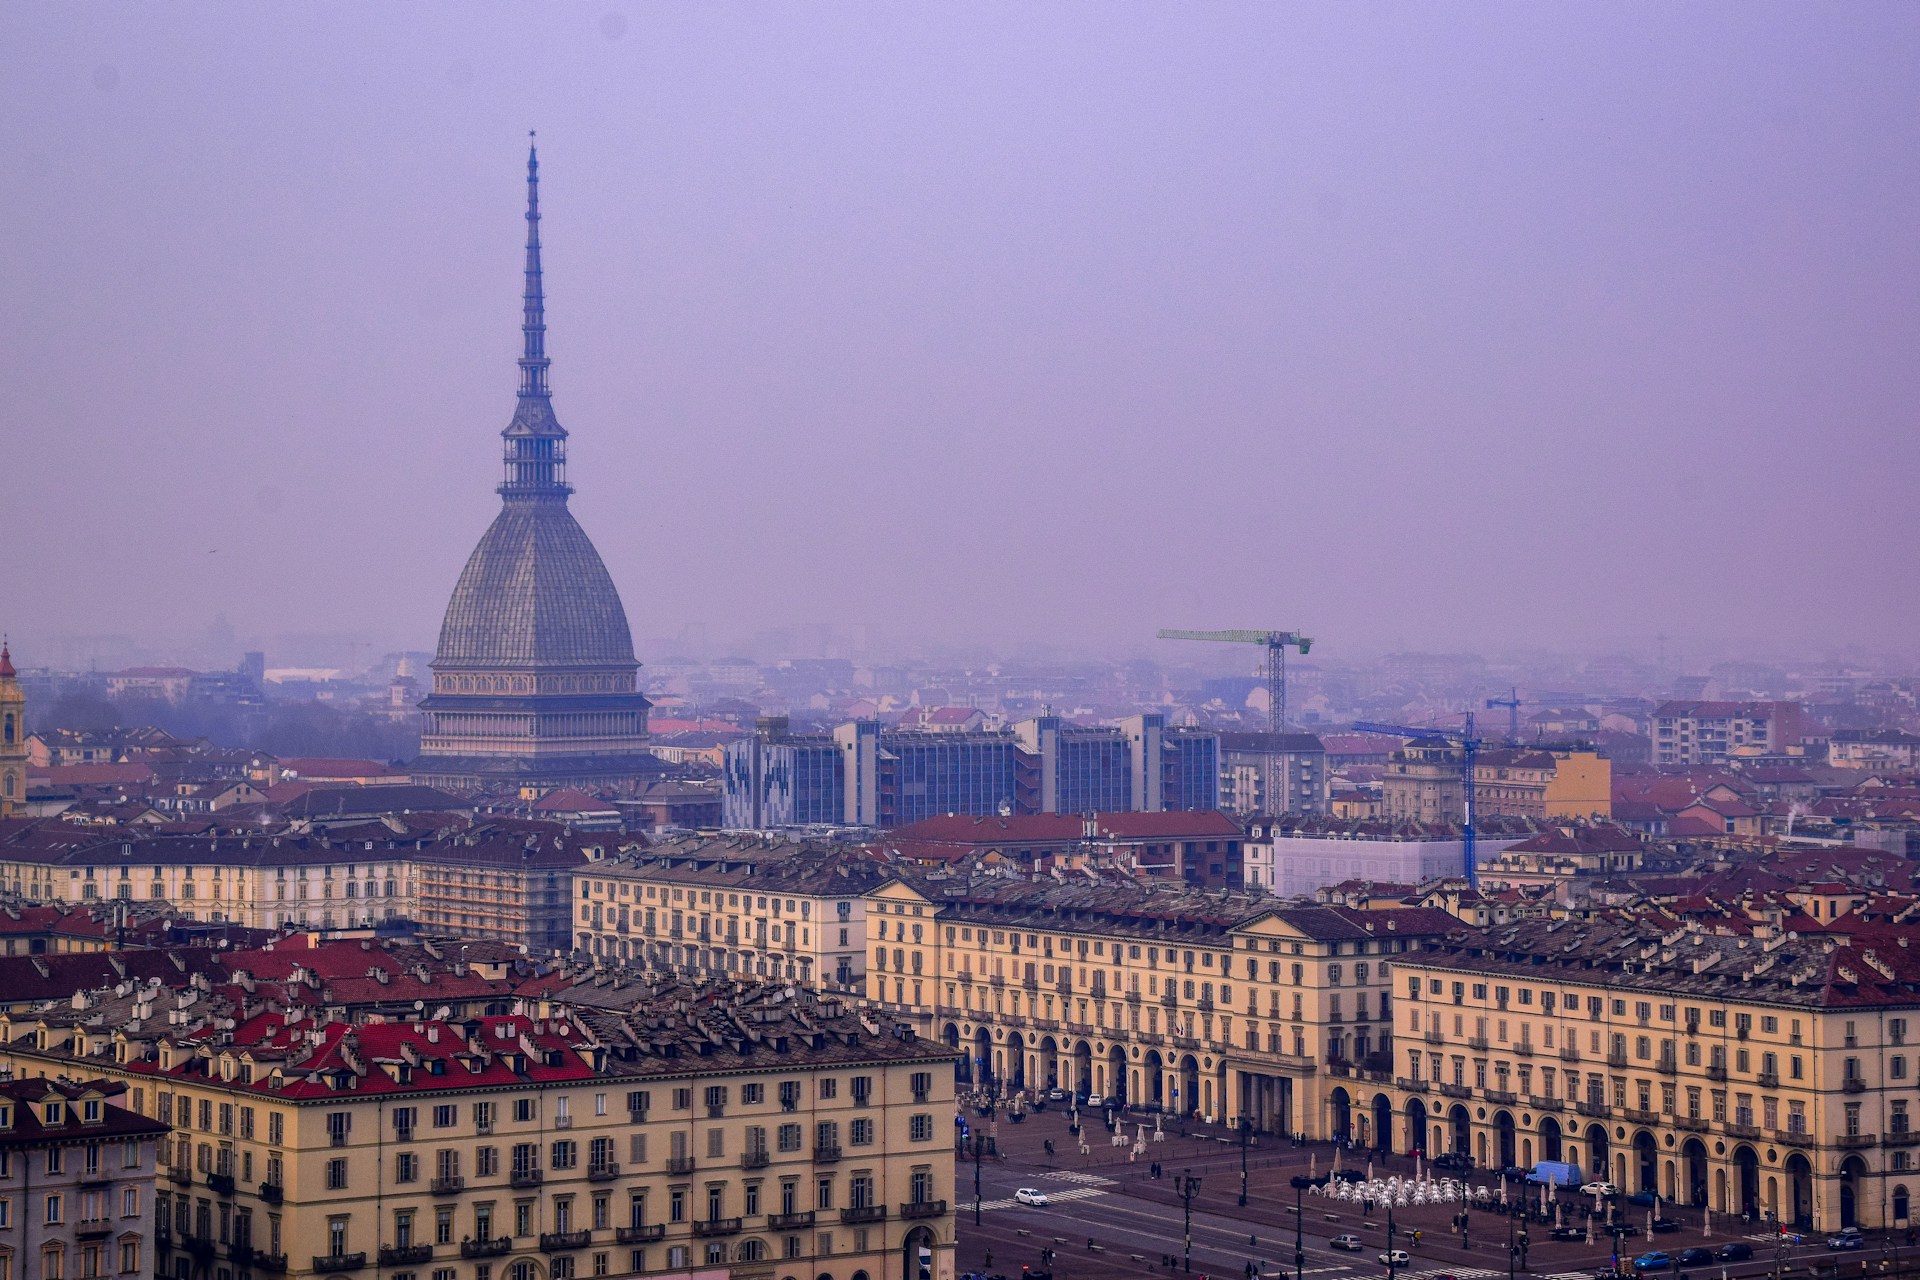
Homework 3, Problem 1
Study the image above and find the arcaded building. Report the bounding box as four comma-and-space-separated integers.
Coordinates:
415, 147, 654, 794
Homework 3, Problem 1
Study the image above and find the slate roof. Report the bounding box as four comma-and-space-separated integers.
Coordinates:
434, 498, 637, 671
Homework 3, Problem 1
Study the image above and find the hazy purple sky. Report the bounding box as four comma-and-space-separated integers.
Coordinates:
5, 4, 1918, 665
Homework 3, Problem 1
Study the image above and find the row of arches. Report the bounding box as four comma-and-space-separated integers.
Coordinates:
1326, 1089, 1888, 1231
943, 1022, 1223, 1117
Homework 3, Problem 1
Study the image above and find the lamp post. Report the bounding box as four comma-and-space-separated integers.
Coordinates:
1507, 1174, 1517, 1280
966, 1130, 987, 1227
1291, 1175, 1311, 1280
1178, 1169, 1204, 1274
1387, 1201, 1401, 1280
1240, 1113, 1252, 1207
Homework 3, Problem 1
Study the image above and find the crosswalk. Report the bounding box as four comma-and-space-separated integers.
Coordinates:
977, 1186, 1110, 1211
1401, 1268, 1501, 1280
1538, 1271, 1598, 1280
1041, 1171, 1117, 1186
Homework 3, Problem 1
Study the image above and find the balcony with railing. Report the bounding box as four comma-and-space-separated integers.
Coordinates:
900, 1200, 947, 1219
841, 1205, 888, 1225
431, 1176, 466, 1195
77, 1219, 113, 1239
460, 1238, 514, 1259
667, 1155, 697, 1175
693, 1218, 743, 1238
539, 1231, 591, 1253
311, 1254, 368, 1273
510, 1169, 544, 1189
1836, 1132, 1878, 1148
768, 1211, 816, 1230
379, 1245, 434, 1266
588, 1161, 621, 1182
616, 1225, 666, 1244
1844, 1075, 1868, 1093
814, 1144, 842, 1163
740, 1150, 770, 1170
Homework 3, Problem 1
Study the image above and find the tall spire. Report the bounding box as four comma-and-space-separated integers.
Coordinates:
501, 133, 570, 498
520, 135, 549, 399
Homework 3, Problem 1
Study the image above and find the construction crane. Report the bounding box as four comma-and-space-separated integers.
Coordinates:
1485, 688, 1523, 744
1352, 714, 1485, 886
1158, 628, 1312, 816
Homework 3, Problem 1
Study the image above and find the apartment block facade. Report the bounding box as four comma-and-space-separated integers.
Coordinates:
1368, 919, 1917, 1233
0, 983, 955, 1280
864, 872, 1454, 1140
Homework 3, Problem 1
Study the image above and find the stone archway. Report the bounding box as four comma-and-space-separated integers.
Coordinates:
1449, 1104, 1471, 1157
1373, 1095, 1395, 1155
1540, 1116, 1563, 1163
1038, 1036, 1060, 1090
1734, 1145, 1760, 1220
1107, 1045, 1127, 1105
1074, 1041, 1093, 1098
1840, 1155, 1868, 1229
1329, 1088, 1353, 1142
901, 1226, 936, 1280
1007, 1031, 1027, 1090
1144, 1050, 1165, 1107
1490, 1111, 1513, 1170
943, 1024, 965, 1082
1585, 1124, 1610, 1181
1682, 1138, 1709, 1208
1407, 1099, 1430, 1157
1784, 1153, 1812, 1228
1633, 1131, 1658, 1194
1178, 1055, 1201, 1120
973, 1028, 993, 1089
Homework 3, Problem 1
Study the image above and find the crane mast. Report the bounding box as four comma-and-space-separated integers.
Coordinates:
1157, 628, 1313, 817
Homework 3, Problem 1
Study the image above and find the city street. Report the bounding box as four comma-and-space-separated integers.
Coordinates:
952, 1106, 1911, 1280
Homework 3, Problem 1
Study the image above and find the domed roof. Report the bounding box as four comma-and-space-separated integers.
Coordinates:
433, 499, 636, 671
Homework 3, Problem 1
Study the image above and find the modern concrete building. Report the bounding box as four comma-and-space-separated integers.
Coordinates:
1217, 732, 1328, 816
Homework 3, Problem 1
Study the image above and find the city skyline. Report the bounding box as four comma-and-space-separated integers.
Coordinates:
5, 6, 1918, 664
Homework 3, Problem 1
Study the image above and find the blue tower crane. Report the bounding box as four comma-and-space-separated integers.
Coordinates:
1352, 714, 1484, 886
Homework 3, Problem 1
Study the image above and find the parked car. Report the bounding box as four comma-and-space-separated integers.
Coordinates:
1678, 1249, 1715, 1266
1551, 1226, 1587, 1242
1433, 1152, 1473, 1171
1014, 1188, 1051, 1207
1828, 1229, 1865, 1251
1045, 1087, 1066, 1102
1715, 1244, 1754, 1262
1330, 1235, 1365, 1252
1379, 1251, 1412, 1267
1584, 1182, 1618, 1198
1335, 1169, 1368, 1184
1650, 1218, 1682, 1234
1632, 1252, 1672, 1272
1624, 1191, 1659, 1208
1085, 1093, 1105, 1107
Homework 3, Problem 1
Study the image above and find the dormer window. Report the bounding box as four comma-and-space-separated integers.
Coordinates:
43, 1102, 62, 1125
82, 1100, 101, 1124
0, 1104, 12, 1129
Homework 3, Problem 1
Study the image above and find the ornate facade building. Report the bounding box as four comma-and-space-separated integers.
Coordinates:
416, 147, 653, 794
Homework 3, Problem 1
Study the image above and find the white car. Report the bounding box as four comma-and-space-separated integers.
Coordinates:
1379, 1251, 1412, 1267
1330, 1235, 1365, 1251
1583, 1182, 1617, 1197
1014, 1187, 1051, 1207
1086, 1093, 1105, 1107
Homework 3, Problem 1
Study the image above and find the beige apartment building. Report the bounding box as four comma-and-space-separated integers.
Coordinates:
0, 976, 955, 1280
864, 871, 1455, 1139
0, 1076, 168, 1280
574, 837, 887, 990
1369, 918, 1920, 1233
1472, 747, 1611, 821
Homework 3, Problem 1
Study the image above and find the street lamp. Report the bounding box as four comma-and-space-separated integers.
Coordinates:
1387, 1200, 1401, 1280
1240, 1113, 1252, 1207
1177, 1168, 1204, 1274
1291, 1175, 1312, 1280
965, 1130, 989, 1227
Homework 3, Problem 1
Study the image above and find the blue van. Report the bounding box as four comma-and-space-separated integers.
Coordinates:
1527, 1161, 1584, 1188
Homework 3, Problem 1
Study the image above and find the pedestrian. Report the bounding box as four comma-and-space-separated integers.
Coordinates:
986, 1251, 993, 1268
